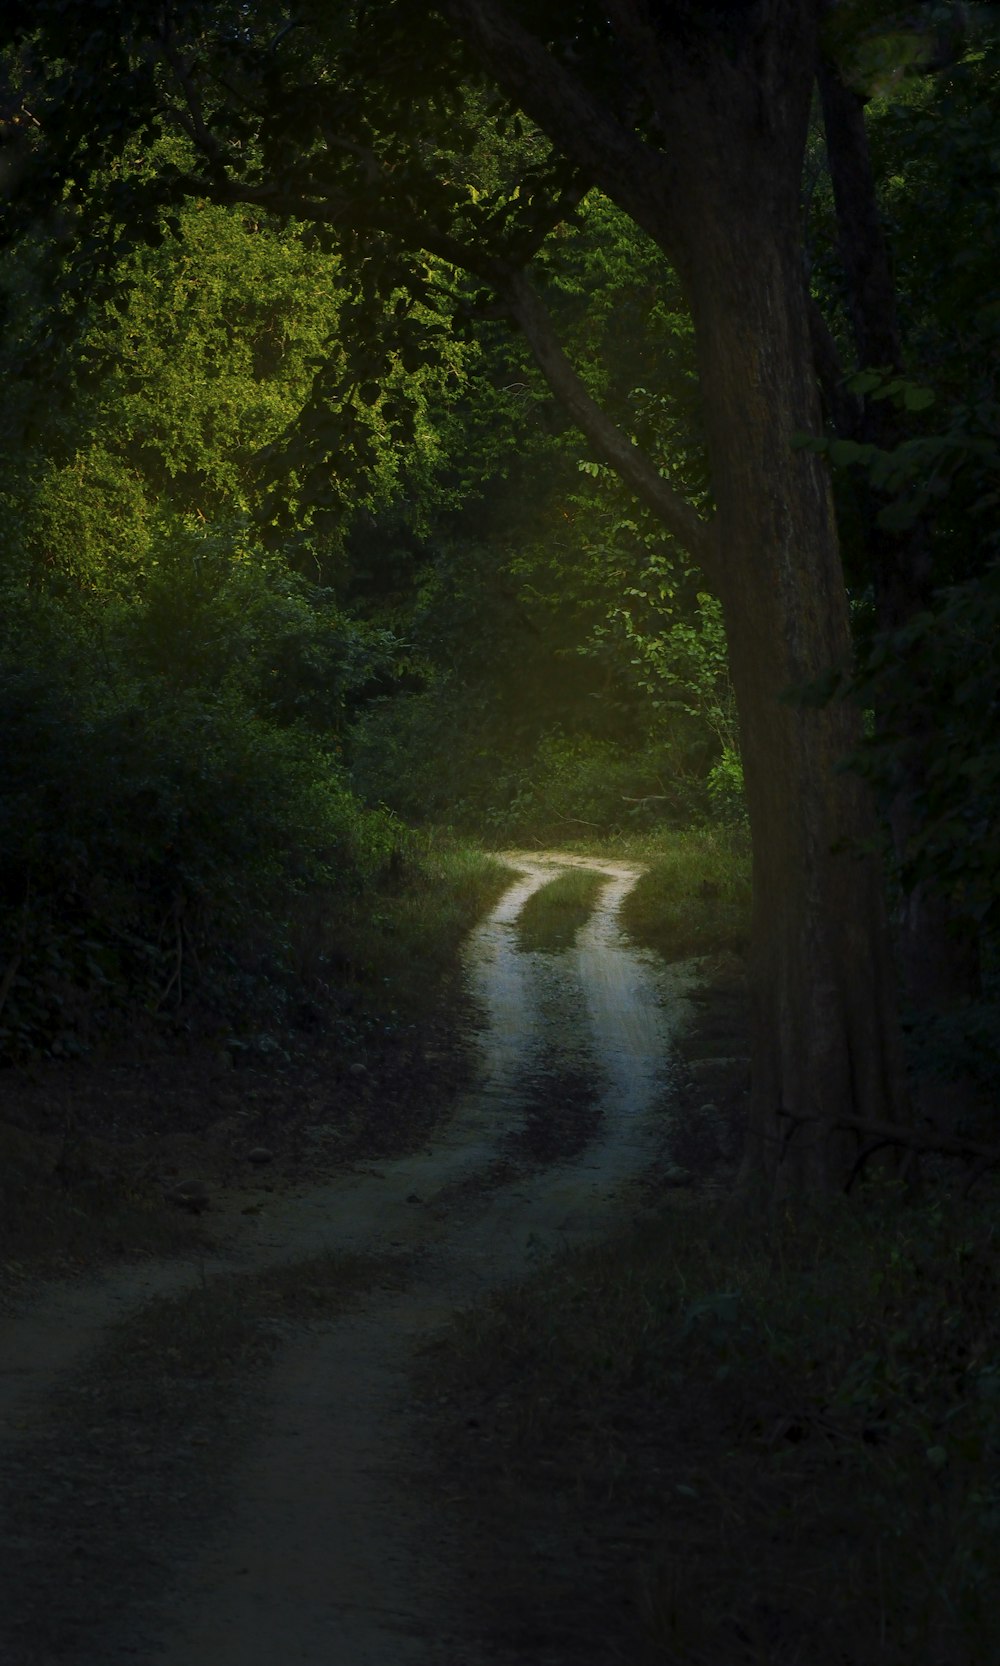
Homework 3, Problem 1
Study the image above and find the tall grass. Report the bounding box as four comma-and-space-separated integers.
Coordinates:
516, 826, 751, 959
428, 1181, 1000, 1664
617, 827, 751, 959
285, 835, 511, 1020
515, 867, 606, 954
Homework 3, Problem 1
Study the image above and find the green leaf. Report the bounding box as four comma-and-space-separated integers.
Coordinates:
847, 369, 884, 396
877, 500, 922, 532
903, 384, 935, 412
829, 439, 869, 468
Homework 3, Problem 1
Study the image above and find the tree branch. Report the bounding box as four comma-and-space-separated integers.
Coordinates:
190, 109, 712, 573
777, 1108, 1000, 1193
435, 0, 680, 260
808, 298, 862, 439
501, 268, 717, 578
197, 164, 715, 571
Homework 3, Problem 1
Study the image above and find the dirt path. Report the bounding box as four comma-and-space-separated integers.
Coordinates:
0, 853, 696, 1665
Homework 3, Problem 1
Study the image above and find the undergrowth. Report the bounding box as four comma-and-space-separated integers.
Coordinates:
615, 827, 751, 959
515, 827, 750, 960
0, 836, 508, 1283
515, 866, 606, 954
428, 1182, 1000, 1664
287, 835, 509, 1024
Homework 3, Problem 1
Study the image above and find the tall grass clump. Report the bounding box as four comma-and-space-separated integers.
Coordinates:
618, 826, 751, 959
515, 867, 606, 954
284, 834, 511, 1024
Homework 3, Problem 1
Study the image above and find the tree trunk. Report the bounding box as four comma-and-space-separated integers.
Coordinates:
656, 46, 910, 1195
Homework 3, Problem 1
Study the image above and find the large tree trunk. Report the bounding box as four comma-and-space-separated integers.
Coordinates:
692, 211, 908, 1193
656, 31, 909, 1194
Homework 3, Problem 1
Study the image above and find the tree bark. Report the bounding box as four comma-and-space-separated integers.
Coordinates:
687, 203, 909, 1193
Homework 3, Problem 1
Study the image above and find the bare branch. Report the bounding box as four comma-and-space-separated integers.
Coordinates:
808, 298, 862, 439
501, 269, 717, 577
777, 1107, 1000, 1193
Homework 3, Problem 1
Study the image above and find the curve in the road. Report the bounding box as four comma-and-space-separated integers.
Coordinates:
153, 852, 697, 1666
0, 851, 697, 1666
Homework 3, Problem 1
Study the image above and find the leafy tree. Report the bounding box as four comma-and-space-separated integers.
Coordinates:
802, 12, 1000, 1014
0, 144, 427, 1058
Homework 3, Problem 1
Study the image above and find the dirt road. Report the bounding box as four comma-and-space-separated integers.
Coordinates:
0, 853, 696, 1665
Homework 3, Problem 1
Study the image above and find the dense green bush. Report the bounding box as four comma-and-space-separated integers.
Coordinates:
493, 728, 704, 840
351, 696, 711, 842
0, 573, 404, 1061
845, 560, 1000, 943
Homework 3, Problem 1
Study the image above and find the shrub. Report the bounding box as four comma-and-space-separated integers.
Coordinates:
0, 652, 401, 1061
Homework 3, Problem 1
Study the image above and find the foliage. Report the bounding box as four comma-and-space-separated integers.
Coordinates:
0, 554, 406, 1061
315, 833, 510, 1020
795, 369, 998, 546
0, 689, 395, 1064
502, 729, 699, 840
597, 587, 747, 828
429, 1181, 1000, 1663
619, 829, 751, 960
0, 0, 996, 1143
352, 701, 709, 842
841, 562, 1000, 938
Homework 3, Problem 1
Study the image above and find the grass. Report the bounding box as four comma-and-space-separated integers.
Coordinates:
104, 1246, 400, 1380
287, 834, 511, 1019
503, 824, 751, 961
616, 826, 751, 959
515, 866, 607, 954
424, 1181, 1000, 1664
0, 1120, 205, 1290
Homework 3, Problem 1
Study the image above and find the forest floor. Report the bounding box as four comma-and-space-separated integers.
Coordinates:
0, 851, 750, 1666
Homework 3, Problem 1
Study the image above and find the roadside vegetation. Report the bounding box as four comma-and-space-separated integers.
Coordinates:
616, 828, 752, 961
0, 9, 998, 1654
420, 849, 998, 1666
0, 836, 507, 1286
426, 1175, 1000, 1665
